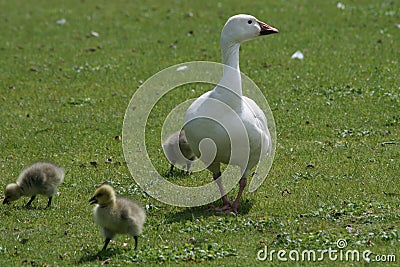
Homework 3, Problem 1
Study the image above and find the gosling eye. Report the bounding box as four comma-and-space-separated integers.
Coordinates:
96, 193, 103, 197
247, 20, 252, 24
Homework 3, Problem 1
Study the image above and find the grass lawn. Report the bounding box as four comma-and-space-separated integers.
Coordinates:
0, 0, 399, 266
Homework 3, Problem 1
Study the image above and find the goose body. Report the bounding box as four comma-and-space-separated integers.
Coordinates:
183, 14, 278, 213
3, 162, 64, 208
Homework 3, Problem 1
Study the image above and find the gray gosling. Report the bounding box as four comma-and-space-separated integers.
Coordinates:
89, 184, 146, 251
3, 162, 64, 208
162, 130, 196, 174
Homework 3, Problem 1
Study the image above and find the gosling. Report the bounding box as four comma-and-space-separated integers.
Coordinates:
3, 162, 64, 208
89, 184, 146, 251
162, 130, 196, 174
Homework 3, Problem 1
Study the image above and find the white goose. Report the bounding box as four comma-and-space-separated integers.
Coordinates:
183, 14, 278, 213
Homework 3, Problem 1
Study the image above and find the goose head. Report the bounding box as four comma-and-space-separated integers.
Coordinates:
3, 183, 21, 204
89, 184, 116, 207
221, 14, 278, 45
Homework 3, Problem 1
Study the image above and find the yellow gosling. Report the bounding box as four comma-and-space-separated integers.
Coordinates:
89, 184, 146, 251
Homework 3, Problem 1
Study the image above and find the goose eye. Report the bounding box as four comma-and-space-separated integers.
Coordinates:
247, 20, 252, 24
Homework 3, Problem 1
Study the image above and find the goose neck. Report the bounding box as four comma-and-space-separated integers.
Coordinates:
219, 42, 242, 96
221, 42, 241, 70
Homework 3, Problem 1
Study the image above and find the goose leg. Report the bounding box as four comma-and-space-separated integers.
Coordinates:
230, 177, 247, 214
213, 171, 232, 211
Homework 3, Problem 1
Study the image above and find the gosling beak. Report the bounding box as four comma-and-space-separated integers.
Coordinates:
89, 196, 98, 205
258, 20, 279, 35
3, 198, 10, 205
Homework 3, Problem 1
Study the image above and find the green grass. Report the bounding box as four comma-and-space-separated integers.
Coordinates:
0, 0, 399, 266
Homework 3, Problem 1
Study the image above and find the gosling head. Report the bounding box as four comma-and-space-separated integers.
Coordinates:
89, 184, 116, 207
3, 183, 21, 204
178, 130, 188, 144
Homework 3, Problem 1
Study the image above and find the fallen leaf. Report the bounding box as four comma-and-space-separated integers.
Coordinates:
176, 65, 188, 71
291, 50, 304, 60
84, 47, 97, 52
337, 2, 345, 9
19, 238, 29, 244
345, 225, 356, 234
101, 258, 110, 265
90, 161, 98, 167
56, 18, 67, 25
282, 189, 291, 196
90, 31, 99, 38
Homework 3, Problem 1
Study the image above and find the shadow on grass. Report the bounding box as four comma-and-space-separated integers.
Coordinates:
77, 248, 124, 264
2, 204, 50, 211
164, 198, 254, 223
162, 169, 192, 179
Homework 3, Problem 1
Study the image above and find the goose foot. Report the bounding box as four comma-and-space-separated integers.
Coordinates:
218, 202, 238, 214
213, 199, 239, 214
215, 201, 233, 212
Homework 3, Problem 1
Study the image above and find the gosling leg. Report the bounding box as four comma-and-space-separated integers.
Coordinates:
168, 164, 174, 176
45, 196, 53, 209
134, 236, 138, 250
25, 195, 36, 208
102, 238, 111, 251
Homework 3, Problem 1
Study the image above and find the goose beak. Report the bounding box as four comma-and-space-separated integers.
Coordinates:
89, 196, 98, 205
258, 20, 279, 35
3, 198, 10, 205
